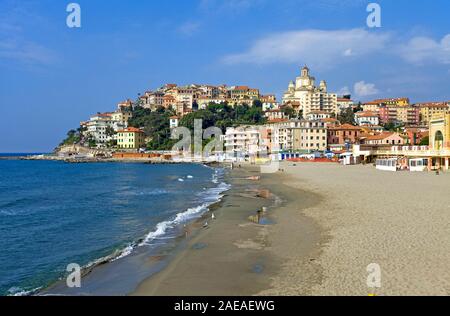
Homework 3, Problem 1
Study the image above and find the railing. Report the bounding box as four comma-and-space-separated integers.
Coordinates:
372, 146, 450, 157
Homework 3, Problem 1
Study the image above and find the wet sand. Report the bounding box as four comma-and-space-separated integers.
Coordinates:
132, 165, 323, 296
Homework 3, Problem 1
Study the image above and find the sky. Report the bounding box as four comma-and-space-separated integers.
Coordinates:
1, 0, 450, 152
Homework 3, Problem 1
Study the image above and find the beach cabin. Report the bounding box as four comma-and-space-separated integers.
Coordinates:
376, 158, 398, 172
340, 152, 358, 165
409, 158, 428, 172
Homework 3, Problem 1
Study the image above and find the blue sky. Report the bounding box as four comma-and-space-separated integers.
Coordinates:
1, 0, 449, 152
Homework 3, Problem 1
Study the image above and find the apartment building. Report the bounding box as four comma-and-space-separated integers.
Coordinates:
378, 105, 420, 125
418, 102, 449, 125
327, 124, 362, 150
292, 120, 328, 152
224, 126, 262, 160
85, 113, 114, 146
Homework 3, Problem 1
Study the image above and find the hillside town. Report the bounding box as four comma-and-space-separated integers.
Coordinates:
59, 66, 450, 172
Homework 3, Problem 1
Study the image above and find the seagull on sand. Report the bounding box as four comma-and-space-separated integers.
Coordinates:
212, 213, 216, 220
203, 221, 209, 228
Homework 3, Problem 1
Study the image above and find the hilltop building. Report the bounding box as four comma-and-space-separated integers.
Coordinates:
282, 66, 338, 115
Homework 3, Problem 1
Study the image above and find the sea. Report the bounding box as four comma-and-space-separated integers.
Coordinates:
0, 154, 229, 296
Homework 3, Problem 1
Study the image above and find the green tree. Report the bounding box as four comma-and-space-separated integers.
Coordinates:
338, 108, 355, 125
252, 99, 263, 109
419, 136, 429, 146
59, 129, 81, 146
281, 106, 295, 118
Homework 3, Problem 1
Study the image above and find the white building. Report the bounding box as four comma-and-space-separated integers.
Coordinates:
355, 111, 380, 126
265, 120, 294, 152
305, 111, 332, 121
86, 113, 114, 146
111, 111, 132, 131
170, 116, 179, 129
265, 109, 287, 121
337, 98, 355, 113
283, 66, 338, 115
224, 126, 263, 161
197, 97, 228, 109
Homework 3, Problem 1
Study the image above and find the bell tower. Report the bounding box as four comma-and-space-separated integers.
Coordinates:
301, 65, 310, 77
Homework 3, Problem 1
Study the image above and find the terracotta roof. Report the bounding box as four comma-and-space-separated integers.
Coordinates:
118, 127, 144, 133
233, 86, 250, 90
356, 111, 378, 118
329, 123, 360, 130
416, 102, 448, 108
363, 132, 395, 141
267, 118, 289, 124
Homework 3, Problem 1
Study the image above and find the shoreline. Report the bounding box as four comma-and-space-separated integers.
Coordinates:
28, 163, 231, 296
131, 165, 324, 296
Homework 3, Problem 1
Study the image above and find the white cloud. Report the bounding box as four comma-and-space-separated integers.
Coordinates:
343, 48, 353, 57
222, 28, 390, 68
0, 2, 56, 65
0, 38, 56, 64
337, 86, 351, 95
398, 34, 450, 65
354, 81, 379, 97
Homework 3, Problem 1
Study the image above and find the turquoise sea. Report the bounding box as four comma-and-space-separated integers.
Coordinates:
0, 156, 228, 296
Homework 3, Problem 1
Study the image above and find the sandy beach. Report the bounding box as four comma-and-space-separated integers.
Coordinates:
132, 162, 450, 296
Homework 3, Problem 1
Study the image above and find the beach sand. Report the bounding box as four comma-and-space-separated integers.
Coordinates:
260, 162, 450, 296
133, 162, 450, 296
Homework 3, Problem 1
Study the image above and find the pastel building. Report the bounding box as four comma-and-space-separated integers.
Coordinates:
360, 132, 406, 146
353, 112, 450, 171
327, 124, 362, 151
418, 102, 449, 125
117, 127, 146, 149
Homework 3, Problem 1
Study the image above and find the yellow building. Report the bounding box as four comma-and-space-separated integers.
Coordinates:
429, 112, 450, 151
117, 127, 146, 149
374, 98, 410, 107
419, 103, 449, 125
111, 111, 132, 125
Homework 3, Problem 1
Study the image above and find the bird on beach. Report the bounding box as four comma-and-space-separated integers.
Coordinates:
211, 213, 216, 220
203, 222, 209, 228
